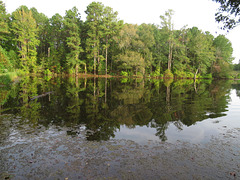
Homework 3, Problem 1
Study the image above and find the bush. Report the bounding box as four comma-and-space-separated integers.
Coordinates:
186, 72, 194, 79
136, 72, 143, 77
0, 46, 12, 73
121, 78, 128, 83
8, 50, 19, 69
202, 73, 213, 79
174, 70, 186, 78
152, 68, 161, 77
44, 69, 53, 76
16, 69, 28, 76
120, 71, 128, 76
164, 69, 173, 79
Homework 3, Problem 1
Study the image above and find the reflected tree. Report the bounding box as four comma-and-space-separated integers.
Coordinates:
0, 77, 234, 141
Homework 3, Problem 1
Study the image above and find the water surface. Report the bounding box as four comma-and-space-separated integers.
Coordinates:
1, 77, 240, 179
1, 77, 239, 143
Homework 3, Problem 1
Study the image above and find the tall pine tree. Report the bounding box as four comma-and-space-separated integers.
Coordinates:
11, 6, 39, 73
64, 7, 83, 76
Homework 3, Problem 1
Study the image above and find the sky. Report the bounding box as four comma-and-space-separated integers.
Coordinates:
3, 0, 240, 64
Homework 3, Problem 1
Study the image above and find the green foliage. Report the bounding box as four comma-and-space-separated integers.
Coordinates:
0, 72, 17, 85
164, 69, 173, 79
174, 70, 187, 79
234, 62, 240, 71
120, 78, 128, 83
44, 69, 52, 76
0, 1, 9, 41
64, 7, 83, 75
11, 6, 39, 72
85, 2, 104, 75
7, 50, 19, 69
202, 73, 213, 79
186, 72, 194, 79
0, 45, 11, 72
0, 74, 11, 84
152, 68, 161, 77
213, 0, 240, 29
0, 2, 235, 79
16, 69, 28, 76
120, 71, 128, 76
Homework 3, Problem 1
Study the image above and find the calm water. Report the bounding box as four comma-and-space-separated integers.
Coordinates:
1, 77, 239, 144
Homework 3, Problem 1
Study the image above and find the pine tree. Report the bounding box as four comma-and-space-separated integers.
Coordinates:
85, 2, 104, 75
0, 1, 9, 42
64, 7, 83, 76
102, 6, 120, 75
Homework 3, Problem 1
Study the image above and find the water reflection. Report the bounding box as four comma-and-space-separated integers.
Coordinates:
0, 77, 236, 142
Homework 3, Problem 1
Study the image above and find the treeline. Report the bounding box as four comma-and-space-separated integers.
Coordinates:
0, 1, 235, 78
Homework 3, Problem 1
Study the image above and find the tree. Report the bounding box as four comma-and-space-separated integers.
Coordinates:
151, 24, 168, 74
64, 7, 83, 76
0, 1, 9, 42
116, 24, 145, 75
48, 13, 65, 72
187, 27, 215, 78
172, 26, 190, 73
213, 34, 233, 63
160, 9, 175, 71
102, 6, 120, 75
137, 24, 155, 74
11, 6, 40, 72
212, 34, 233, 77
30, 7, 50, 61
213, 0, 240, 29
85, 2, 104, 75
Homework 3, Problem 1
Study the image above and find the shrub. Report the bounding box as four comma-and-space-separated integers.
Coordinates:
186, 72, 194, 79
136, 72, 143, 77
174, 70, 186, 78
121, 78, 128, 83
0, 46, 11, 73
44, 69, 53, 76
202, 73, 213, 79
164, 69, 173, 79
120, 71, 128, 76
152, 68, 161, 77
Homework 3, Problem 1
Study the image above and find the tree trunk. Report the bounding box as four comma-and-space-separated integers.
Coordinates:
94, 40, 96, 76
94, 54, 96, 76
97, 49, 100, 75
48, 47, 50, 58
105, 78, 107, 103
105, 46, 108, 75
168, 42, 173, 70
75, 64, 79, 77
194, 68, 199, 80
105, 38, 108, 75
166, 85, 171, 112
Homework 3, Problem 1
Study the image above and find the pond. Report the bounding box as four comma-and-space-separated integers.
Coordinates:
0, 77, 240, 179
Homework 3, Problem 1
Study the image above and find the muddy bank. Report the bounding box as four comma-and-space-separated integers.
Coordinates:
0, 115, 240, 180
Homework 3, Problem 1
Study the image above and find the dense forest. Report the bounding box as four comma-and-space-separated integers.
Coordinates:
0, 1, 239, 79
